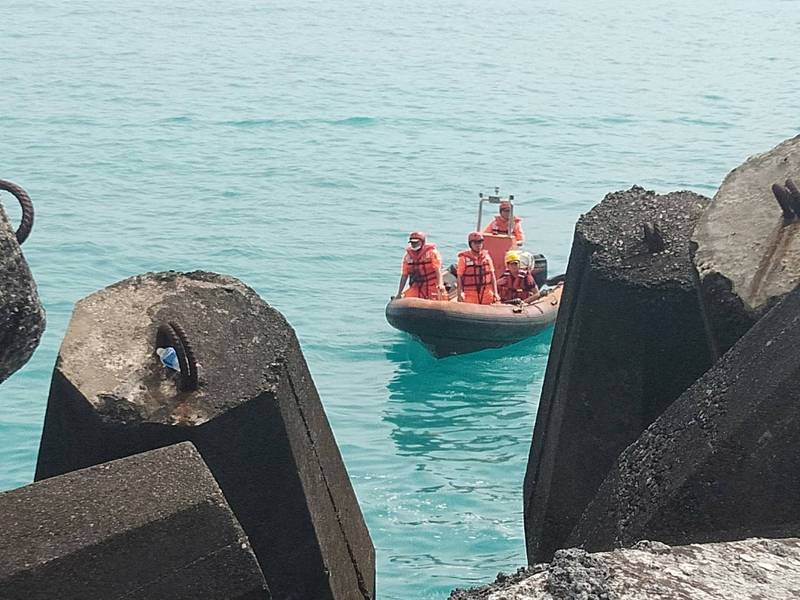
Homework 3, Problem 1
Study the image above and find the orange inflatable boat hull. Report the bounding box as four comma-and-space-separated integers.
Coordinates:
386, 284, 563, 357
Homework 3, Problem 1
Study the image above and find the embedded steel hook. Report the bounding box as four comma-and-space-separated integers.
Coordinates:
785, 178, 800, 217
0, 179, 34, 244
156, 322, 199, 392
771, 183, 795, 220
642, 222, 665, 253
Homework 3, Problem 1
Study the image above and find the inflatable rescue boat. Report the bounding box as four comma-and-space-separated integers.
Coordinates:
386, 190, 564, 357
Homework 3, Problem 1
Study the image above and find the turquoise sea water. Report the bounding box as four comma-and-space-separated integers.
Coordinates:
1, 1, 797, 597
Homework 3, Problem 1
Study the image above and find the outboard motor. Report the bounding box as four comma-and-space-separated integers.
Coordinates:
532, 254, 548, 288
443, 266, 458, 294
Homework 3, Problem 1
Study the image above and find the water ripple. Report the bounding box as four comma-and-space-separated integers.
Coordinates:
1, 1, 797, 598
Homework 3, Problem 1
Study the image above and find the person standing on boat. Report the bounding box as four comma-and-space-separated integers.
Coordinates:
396, 231, 446, 300
457, 231, 499, 304
484, 200, 525, 246
497, 250, 540, 304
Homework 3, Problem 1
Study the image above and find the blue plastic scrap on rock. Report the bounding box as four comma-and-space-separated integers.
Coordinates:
155, 347, 181, 373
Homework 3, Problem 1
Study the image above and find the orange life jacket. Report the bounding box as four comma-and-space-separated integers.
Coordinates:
499, 269, 536, 302
405, 243, 439, 289
458, 249, 494, 293
489, 215, 520, 234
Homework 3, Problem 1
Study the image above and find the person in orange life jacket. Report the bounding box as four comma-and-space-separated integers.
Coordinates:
456, 231, 499, 304
483, 200, 525, 246
396, 231, 446, 300
497, 250, 540, 304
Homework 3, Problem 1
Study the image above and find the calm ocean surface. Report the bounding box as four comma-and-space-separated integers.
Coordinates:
1, 1, 797, 597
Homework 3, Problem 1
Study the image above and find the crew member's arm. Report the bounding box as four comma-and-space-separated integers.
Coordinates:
396, 274, 408, 299
514, 220, 525, 247
433, 250, 446, 297
456, 255, 466, 302
496, 273, 505, 299
489, 262, 499, 302
524, 272, 540, 304
396, 258, 410, 298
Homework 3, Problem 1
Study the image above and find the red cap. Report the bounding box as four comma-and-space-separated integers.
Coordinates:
408, 231, 426, 244
499, 200, 512, 210
468, 231, 484, 243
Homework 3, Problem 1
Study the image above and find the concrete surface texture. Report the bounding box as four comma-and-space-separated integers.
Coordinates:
450, 538, 800, 600
34, 271, 375, 600
524, 187, 712, 564
692, 134, 800, 357
0, 442, 270, 600
0, 201, 45, 384
569, 285, 800, 552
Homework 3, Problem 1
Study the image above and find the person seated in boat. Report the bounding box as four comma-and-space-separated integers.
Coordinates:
456, 231, 499, 304
396, 231, 446, 300
483, 200, 525, 246
497, 250, 541, 304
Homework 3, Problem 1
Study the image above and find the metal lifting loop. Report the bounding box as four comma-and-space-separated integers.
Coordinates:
156, 322, 199, 392
0, 179, 34, 245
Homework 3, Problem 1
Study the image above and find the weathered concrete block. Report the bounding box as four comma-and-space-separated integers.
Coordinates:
0, 441, 270, 600
569, 285, 800, 551
692, 134, 800, 357
35, 271, 374, 600
524, 187, 712, 563
0, 182, 45, 384
450, 538, 800, 600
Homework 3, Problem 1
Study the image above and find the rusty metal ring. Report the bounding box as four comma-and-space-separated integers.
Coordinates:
0, 179, 34, 244
156, 322, 199, 392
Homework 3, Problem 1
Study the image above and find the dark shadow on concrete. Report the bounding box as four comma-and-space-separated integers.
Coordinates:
0, 442, 269, 600
569, 285, 800, 551
524, 187, 713, 564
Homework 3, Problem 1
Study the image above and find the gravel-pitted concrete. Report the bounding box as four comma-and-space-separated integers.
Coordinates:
0, 201, 44, 384
450, 538, 800, 600
692, 134, 800, 357
569, 284, 800, 552
0, 442, 269, 600
524, 187, 712, 564
35, 271, 374, 600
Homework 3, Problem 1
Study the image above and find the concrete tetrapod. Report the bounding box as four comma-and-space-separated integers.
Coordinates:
568, 284, 800, 552
0, 188, 45, 384
692, 134, 800, 358
0, 442, 270, 600
35, 271, 375, 600
450, 538, 800, 600
523, 187, 713, 564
